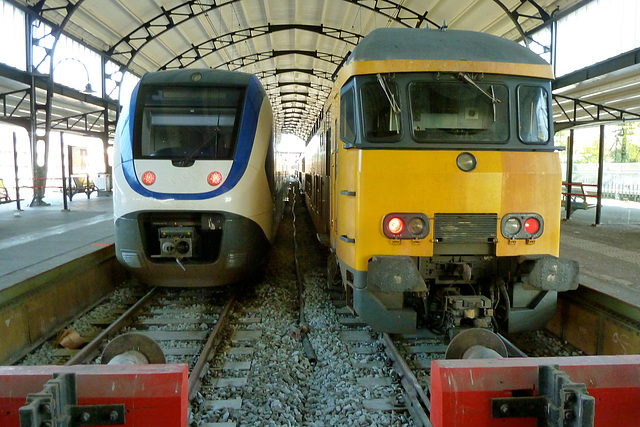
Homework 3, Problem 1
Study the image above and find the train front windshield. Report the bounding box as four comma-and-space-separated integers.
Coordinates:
134, 86, 245, 160
409, 81, 509, 142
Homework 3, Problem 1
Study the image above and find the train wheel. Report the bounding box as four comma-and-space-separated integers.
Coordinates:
326, 251, 342, 292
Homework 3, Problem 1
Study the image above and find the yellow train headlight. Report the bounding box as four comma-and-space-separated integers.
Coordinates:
456, 152, 477, 172
408, 217, 426, 235
503, 217, 521, 236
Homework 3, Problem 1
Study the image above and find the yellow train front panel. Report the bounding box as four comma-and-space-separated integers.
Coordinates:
335, 150, 562, 272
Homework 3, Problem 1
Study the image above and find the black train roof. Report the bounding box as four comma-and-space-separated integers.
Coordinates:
346, 28, 550, 66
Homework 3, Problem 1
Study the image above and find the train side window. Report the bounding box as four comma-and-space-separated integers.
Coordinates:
361, 81, 401, 142
517, 85, 549, 144
340, 86, 357, 144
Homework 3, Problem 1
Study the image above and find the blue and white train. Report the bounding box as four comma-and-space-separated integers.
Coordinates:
113, 69, 286, 287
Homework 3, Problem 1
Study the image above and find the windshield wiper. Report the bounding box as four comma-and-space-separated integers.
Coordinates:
174, 127, 221, 167
458, 73, 501, 104
458, 72, 500, 121
377, 73, 402, 115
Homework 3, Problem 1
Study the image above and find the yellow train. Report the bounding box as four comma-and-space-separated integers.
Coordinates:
303, 28, 578, 334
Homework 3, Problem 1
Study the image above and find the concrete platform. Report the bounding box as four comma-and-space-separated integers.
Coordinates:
1, 189, 639, 311
0, 191, 114, 294
559, 199, 640, 309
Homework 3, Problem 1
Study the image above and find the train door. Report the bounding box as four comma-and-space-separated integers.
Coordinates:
335, 81, 358, 267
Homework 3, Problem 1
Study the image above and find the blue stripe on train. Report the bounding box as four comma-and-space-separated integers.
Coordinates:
120, 75, 264, 200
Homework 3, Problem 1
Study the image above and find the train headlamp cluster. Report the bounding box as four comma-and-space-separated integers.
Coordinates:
500, 213, 544, 239
140, 170, 224, 187
383, 213, 430, 239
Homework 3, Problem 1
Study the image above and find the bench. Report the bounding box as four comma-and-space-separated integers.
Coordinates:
0, 178, 10, 204
67, 174, 97, 201
0, 178, 17, 205
562, 182, 597, 215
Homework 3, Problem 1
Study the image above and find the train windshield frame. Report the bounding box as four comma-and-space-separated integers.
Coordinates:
408, 79, 509, 144
133, 85, 245, 161
344, 73, 554, 151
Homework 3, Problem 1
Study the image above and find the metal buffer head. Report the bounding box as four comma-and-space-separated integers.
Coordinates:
101, 333, 166, 365
445, 328, 508, 359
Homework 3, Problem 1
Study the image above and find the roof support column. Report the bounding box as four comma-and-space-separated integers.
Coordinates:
595, 125, 605, 226
28, 0, 86, 207
26, 12, 50, 207
565, 129, 575, 220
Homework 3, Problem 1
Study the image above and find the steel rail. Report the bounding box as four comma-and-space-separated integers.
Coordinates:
382, 333, 432, 427
188, 294, 236, 401
291, 186, 318, 363
65, 287, 159, 365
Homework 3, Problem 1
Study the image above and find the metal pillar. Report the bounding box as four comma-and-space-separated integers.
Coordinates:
12, 133, 22, 211
27, 11, 51, 207
565, 129, 574, 220
60, 132, 69, 210
595, 125, 605, 225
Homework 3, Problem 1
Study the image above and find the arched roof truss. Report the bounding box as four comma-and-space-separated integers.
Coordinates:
5, 0, 601, 139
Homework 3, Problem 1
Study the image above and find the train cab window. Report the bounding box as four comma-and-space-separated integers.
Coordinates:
135, 86, 244, 160
409, 81, 509, 143
518, 85, 549, 144
361, 78, 401, 142
340, 86, 357, 143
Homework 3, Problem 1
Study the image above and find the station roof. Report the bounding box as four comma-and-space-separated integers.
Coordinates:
4, 0, 640, 140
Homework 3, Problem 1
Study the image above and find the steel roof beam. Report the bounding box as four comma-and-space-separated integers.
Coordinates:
492, 0, 552, 46
104, 0, 430, 69
217, 49, 343, 74
160, 24, 362, 71
553, 94, 640, 131
343, 0, 437, 29
105, 0, 239, 68
553, 47, 640, 91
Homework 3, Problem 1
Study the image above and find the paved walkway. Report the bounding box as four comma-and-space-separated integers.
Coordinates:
559, 199, 640, 306
0, 191, 114, 292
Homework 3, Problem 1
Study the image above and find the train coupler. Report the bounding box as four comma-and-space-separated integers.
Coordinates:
446, 295, 493, 333
157, 226, 197, 258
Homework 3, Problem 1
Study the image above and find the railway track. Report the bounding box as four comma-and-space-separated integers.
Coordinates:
8, 186, 597, 426
19, 284, 236, 399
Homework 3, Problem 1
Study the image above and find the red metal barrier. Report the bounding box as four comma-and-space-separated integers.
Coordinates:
430, 355, 640, 427
0, 364, 188, 427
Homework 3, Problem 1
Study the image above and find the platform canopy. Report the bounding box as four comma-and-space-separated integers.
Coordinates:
3, 0, 639, 140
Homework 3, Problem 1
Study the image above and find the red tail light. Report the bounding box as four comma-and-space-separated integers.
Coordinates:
141, 171, 155, 186
524, 217, 540, 234
387, 217, 404, 235
208, 171, 223, 186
